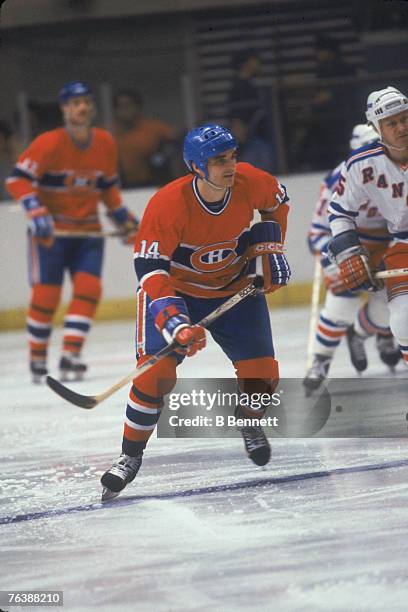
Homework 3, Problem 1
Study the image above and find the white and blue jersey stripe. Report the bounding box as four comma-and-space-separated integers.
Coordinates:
328, 143, 408, 241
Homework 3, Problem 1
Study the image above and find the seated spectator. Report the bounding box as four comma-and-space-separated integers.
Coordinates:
315, 34, 356, 80
113, 89, 175, 187
296, 35, 359, 170
226, 49, 276, 172
0, 120, 21, 201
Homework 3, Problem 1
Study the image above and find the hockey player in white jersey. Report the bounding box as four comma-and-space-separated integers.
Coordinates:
327, 86, 408, 367
303, 124, 400, 395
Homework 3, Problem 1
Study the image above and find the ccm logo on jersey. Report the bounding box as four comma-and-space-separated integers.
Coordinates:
190, 240, 238, 272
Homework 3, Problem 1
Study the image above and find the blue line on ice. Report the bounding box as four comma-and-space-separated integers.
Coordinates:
2, 458, 408, 525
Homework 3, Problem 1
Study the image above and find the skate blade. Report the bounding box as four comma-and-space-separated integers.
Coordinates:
60, 371, 85, 383
101, 487, 121, 502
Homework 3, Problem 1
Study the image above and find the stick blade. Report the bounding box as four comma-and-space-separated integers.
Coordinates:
46, 375, 98, 409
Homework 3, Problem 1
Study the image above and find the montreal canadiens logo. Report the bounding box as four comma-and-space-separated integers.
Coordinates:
65, 170, 97, 192
190, 240, 238, 272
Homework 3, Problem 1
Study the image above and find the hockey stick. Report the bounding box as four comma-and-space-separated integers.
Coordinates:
54, 230, 125, 239
306, 255, 322, 369
374, 267, 408, 280
46, 278, 263, 409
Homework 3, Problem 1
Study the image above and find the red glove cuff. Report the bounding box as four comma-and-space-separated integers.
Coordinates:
155, 304, 185, 332
27, 206, 50, 219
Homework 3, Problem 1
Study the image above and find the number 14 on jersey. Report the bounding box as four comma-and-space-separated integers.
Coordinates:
136, 240, 161, 259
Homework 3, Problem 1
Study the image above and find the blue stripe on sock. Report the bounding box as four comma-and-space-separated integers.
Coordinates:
126, 405, 160, 426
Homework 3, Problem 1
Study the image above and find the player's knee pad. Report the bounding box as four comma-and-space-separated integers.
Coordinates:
73, 271, 102, 301
364, 290, 390, 331
234, 356, 280, 395
30, 283, 62, 316
388, 295, 408, 345
321, 292, 358, 325
135, 355, 178, 398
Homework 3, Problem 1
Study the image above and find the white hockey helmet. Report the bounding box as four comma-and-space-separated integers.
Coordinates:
366, 86, 408, 132
349, 124, 378, 150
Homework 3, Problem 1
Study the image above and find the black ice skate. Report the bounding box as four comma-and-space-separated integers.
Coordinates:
235, 407, 271, 467
30, 360, 48, 384
376, 334, 401, 371
302, 354, 331, 397
346, 326, 367, 373
100, 452, 143, 501
59, 353, 87, 382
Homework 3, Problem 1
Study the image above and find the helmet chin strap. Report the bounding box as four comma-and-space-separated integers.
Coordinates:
377, 126, 408, 152
201, 176, 226, 191
192, 162, 229, 192
379, 138, 408, 152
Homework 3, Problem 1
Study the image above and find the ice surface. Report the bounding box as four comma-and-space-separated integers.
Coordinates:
1, 307, 408, 611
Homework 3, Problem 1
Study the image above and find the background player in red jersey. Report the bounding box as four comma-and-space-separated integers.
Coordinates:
101, 124, 291, 501
6, 81, 139, 383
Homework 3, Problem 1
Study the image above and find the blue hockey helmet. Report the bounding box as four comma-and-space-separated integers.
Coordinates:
58, 81, 93, 104
183, 124, 237, 179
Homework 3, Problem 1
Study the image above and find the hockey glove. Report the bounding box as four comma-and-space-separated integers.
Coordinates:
327, 230, 378, 292
247, 221, 291, 293
320, 245, 350, 295
23, 196, 54, 248
108, 206, 139, 245
149, 296, 206, 357
322, 263, 350, 295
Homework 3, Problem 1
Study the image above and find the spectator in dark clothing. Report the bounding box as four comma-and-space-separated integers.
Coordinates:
226, 49, 276, 172
315, 35, 356, 79
297, 35, 359, 170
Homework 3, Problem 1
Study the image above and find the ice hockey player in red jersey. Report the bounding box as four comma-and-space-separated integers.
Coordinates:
328, 86, 408, 366
100, 124, 291, 501
6, 81, 138, 383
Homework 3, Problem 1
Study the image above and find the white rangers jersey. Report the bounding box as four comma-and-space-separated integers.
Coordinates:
309, 151, 389, 254
328, 143, 408, 243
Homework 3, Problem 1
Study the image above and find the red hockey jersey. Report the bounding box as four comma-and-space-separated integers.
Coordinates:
6, 127, 122, 231
134, 162, 290, 299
